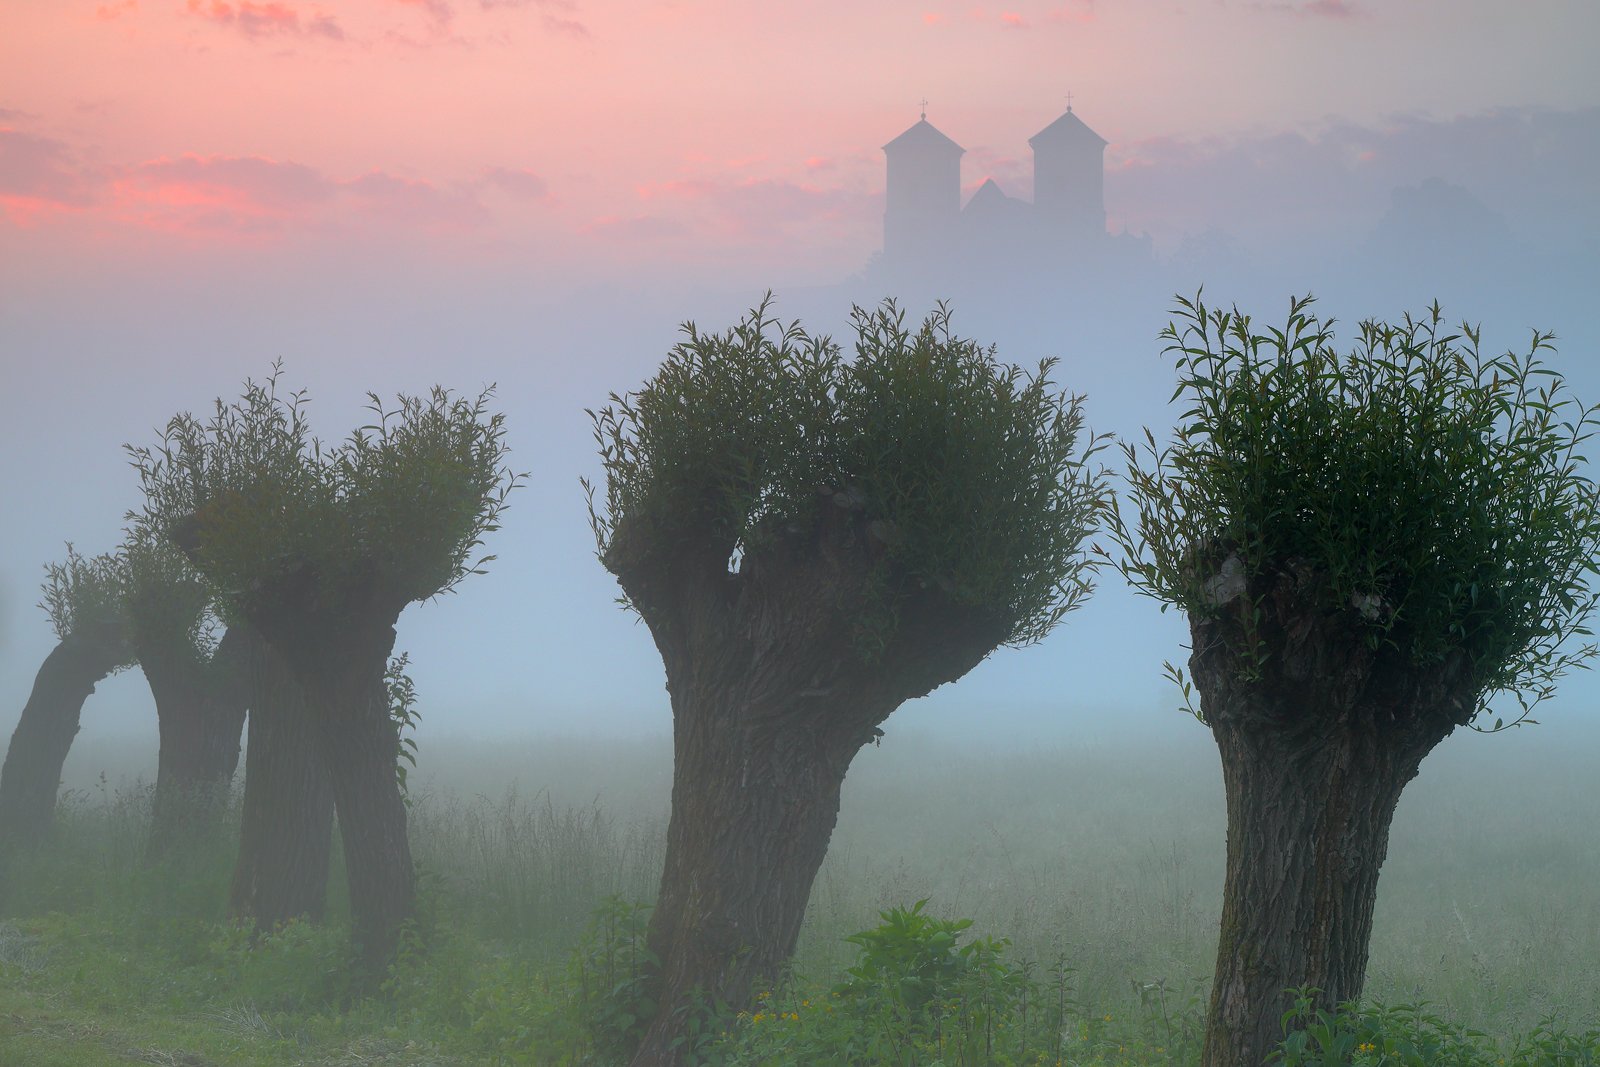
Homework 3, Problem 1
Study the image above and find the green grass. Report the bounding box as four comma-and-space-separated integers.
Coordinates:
2, 724, 1596, 1064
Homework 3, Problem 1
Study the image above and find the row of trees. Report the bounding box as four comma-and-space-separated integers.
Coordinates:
3, 295, 1596, 1067
587, 297, 1600, 1067
0, 370, 522, 971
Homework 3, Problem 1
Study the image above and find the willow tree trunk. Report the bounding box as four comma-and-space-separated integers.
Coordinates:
313, 660, 414, 974
629, 685, 874, 1066
168, 527, 417, 969
1189, 558, 1477, 1067
0, 633, 126, 850
144, 627, 250, 859
1200, 714, 1438, 1067
230, 628, 334, 928
260, 607, 413, 974
616, 495, 1008, 1067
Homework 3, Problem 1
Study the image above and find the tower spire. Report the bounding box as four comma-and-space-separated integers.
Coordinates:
919, 96, 928, 121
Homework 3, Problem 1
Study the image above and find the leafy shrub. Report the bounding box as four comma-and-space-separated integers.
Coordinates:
712, 900, 1075, 1067
1273, 989, 1600, 1067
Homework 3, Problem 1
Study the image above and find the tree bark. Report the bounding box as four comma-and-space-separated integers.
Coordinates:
229, 627, 334, 928
1201, 713, 1433, 1067
629, 685, 872, 1066
143, 627, 251, 859
0, 631, 127, 851
1189, 556, 1478, 1067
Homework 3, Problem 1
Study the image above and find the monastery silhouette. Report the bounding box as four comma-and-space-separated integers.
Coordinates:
871, 103, 1150, 285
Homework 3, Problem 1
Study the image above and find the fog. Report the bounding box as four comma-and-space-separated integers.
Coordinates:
6, 139, 1600, 756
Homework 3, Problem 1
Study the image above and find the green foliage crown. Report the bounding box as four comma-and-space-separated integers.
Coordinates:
586, 296, 1111, 648
1113, 293, 1600, 723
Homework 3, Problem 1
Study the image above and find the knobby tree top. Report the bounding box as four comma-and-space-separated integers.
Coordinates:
40, 545, 135, 669
128, 365, 523, 624
119, 528, 215, 669
586, 297, 1112, 658
1111, 293, 1600, 726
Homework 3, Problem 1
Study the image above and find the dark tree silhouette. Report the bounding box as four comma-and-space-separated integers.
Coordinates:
227, 623, 334, 928
1110, 295, 1600, 1067
588, 299, 1110, 1065
133, 369, 521, 969
121, 531, 248, 859
0, 548, 133, 855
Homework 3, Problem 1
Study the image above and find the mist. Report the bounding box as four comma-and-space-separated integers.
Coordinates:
6, 102, 1599, 747
4, 2, 1600, 1059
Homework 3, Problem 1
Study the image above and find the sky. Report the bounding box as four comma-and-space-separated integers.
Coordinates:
3, 0, 1600, 750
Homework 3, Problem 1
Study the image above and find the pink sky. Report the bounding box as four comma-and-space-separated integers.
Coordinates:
5, 0, 1598, 285
4, 0, 1600, 743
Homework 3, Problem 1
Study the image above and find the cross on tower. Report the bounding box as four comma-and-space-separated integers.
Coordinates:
1066, 90, 1074, 113
919, 97, 929, 120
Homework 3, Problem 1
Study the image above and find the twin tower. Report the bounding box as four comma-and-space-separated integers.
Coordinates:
881, 105, 1108, 274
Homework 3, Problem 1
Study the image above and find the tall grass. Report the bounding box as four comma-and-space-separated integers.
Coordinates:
26, 720, 1600, 1043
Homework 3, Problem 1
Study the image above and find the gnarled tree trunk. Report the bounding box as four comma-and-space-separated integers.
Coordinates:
244, 577, 414, 974
230, 626, 334, 928
617, 493, 1009, 1067
143, 627, 250, 859
630, 684, 877, 1066
0, 630, 127, 851
1190, 558, 1477, 1067
168, 534, 418, 973
312, 653, 413, 972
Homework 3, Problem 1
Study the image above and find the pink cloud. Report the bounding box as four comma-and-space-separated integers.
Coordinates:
388, 0, 454, 23
0, 128, 101, 225
923, 12, 947, 25
482, 166, 549, 199
184, 0, 345, 41
999, 11, 1028, 28
544, 14, 590, 36
112, 153, 332, 232
339, 171, 490, 228
104, 153, 487, 235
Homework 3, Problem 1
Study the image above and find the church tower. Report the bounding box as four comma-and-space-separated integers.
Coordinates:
1028, 103, 1107, 244
882, 106, 965, 270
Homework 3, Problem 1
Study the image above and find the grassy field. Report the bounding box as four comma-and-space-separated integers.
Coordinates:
1, 721, 1596, 1064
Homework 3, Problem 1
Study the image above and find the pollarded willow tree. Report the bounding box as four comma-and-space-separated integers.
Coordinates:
130, 380, 335, 929
588, 298, 1110, 1066
0, 547, 133, 852
135, 369, 522, 967
1110, 295, 1600, 1067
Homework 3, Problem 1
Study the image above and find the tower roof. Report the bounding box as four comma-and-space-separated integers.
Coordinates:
884, 117, 965, 156
1028, 107, 1107, 150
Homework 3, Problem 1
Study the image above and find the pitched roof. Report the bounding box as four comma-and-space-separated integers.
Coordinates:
883, 117, 965, 156
1028, 108, 1107, 150
964, 178, 1013, 210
